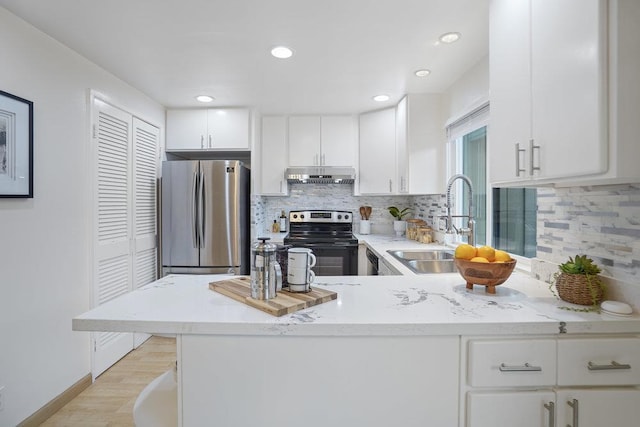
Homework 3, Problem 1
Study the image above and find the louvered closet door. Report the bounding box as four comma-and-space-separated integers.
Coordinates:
92, 99, 134, 378
132, 117, 159, 289
132, 117, 159, 347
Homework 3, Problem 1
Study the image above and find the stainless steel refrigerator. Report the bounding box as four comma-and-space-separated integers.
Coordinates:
161, 160, 250, 275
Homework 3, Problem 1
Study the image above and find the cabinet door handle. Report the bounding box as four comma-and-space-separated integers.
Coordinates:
567, 399, 579, 427
587, 361, 631, 371
544, 401, 555, 427
389, 179, 392, 193
515, 143, 526, 177
529, 139, 541, 175
498, 362, 542, 372
208, 134, 212, 148
321, 153, 325, 165
200, 135, 204, 149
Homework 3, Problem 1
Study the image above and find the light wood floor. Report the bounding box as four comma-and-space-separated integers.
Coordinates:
41, 336, 177, 427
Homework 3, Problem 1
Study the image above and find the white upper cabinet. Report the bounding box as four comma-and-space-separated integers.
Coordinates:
490, 0, 607, 184
288, 116, 321, 166
358, 107, 396, 194
490, 0, 640, 186
395, 94, 444, 194
288, 115, 356, 167
320, 116, 356, 167
259, 116, 288, 196
166, 108, 250, 151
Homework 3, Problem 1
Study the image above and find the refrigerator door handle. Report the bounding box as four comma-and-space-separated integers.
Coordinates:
198, 171, 206, 248
191, 170, 199, 249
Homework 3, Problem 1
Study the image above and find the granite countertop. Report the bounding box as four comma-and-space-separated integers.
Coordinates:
73, 272, 640, 337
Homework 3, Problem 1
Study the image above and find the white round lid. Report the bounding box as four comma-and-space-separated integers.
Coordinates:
600, 300, 633, 315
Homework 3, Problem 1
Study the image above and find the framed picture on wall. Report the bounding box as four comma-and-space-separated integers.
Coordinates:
0, 90, 33, 198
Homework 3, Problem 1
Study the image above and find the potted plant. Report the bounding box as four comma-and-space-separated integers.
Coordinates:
551, 254, 606, 311
387, 206, 412, 236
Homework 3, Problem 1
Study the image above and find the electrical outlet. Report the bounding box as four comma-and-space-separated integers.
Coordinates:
0, 385, 5, 411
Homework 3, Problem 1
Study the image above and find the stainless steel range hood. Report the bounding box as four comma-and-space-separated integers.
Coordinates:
285, 166, 356, 184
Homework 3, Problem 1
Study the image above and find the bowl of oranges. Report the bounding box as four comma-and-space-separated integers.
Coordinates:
453, 244, 516, 294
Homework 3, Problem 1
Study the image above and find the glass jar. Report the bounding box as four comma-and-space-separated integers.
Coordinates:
417, 226, 434, 244
406, 219, 426, 240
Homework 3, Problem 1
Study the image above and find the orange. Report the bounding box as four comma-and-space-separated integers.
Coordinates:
494, 250, 511, 262
476, 245, 496, 262
454, 244, 477, 260
470, 256, 489, 263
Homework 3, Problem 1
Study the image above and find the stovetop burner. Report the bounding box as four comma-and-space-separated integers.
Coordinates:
284, 210, 357, 245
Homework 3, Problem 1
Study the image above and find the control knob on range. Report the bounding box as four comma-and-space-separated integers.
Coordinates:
345, 214, 349, 220
337, 214, 342, 220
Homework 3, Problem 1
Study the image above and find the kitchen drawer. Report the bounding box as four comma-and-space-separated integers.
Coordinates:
468, 339, 556, 387
557, 337, 640, 386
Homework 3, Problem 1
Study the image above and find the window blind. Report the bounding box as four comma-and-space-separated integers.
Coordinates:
445, 101, 490, 142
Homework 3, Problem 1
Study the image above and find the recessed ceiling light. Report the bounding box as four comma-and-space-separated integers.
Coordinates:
271, 46, 294, 59
439, 32, 461, 44
196, 95, 214, 103
415, 69, 431, 77
373, 94, 390, 102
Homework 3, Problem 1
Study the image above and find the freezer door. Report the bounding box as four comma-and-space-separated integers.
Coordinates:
199, 161, 246, 270
161, 160, 200, 268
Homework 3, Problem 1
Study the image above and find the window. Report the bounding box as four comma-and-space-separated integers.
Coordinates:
446, 103, 536, 257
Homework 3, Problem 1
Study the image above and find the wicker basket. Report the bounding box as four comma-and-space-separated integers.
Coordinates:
555, 272, 604, 306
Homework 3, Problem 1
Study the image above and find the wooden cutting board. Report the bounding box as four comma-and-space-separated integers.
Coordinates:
209, 276, 337, 317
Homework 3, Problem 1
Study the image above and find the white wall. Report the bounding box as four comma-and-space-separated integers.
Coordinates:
441, 55, 489, 122
0, 8, 165, 425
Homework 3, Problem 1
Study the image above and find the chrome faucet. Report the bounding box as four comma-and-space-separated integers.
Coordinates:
444, 174, 475, 246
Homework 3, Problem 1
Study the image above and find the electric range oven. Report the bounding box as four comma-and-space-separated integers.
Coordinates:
283, 210, 358, 276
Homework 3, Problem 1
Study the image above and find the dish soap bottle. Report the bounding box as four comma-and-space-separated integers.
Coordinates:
279, 210, 287, 233
271, 219, 280, 233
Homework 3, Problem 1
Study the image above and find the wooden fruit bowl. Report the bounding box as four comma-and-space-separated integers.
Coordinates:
454, 258, 517, 294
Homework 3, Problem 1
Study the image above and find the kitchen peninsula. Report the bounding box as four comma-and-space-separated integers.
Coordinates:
73, 270, 640, 426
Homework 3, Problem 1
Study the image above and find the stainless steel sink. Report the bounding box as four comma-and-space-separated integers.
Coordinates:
387, 250, 456, 274
387, 250, 454, 261
406, 259, 457, 274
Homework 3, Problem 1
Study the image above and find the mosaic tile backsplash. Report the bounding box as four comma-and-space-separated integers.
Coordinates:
535, 184, 640, 286
255, 182, 639, 288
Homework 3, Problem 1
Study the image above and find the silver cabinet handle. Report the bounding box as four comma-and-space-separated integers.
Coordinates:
499, 362, 542, 372
208, 134, 212, 148
529, 139, 540, 175
389, 179, 392, 193
544, 401, 555, 427
567, 399, 579, 427
587, 361, 631, 371
200, 135, 204, 149
321, 153, 325, 165
515, 143, 526, 177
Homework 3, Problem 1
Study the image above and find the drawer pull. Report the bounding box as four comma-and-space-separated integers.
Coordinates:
587, 361, 631, 371
499, 362, 542, 372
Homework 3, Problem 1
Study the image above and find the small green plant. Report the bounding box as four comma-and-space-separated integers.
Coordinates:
558, 255, 602, 275
550, 254, 605, 313
387, 206, 411, 220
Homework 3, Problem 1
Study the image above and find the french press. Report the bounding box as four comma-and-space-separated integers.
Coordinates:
250, 237, 282, 300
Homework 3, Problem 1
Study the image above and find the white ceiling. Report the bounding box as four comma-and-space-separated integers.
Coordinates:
0, 0, 489, 114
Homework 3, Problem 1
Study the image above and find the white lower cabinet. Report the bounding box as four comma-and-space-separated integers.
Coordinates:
556, 389, 640, 427
467, 390, 555, 427
463, 336, 640, 427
